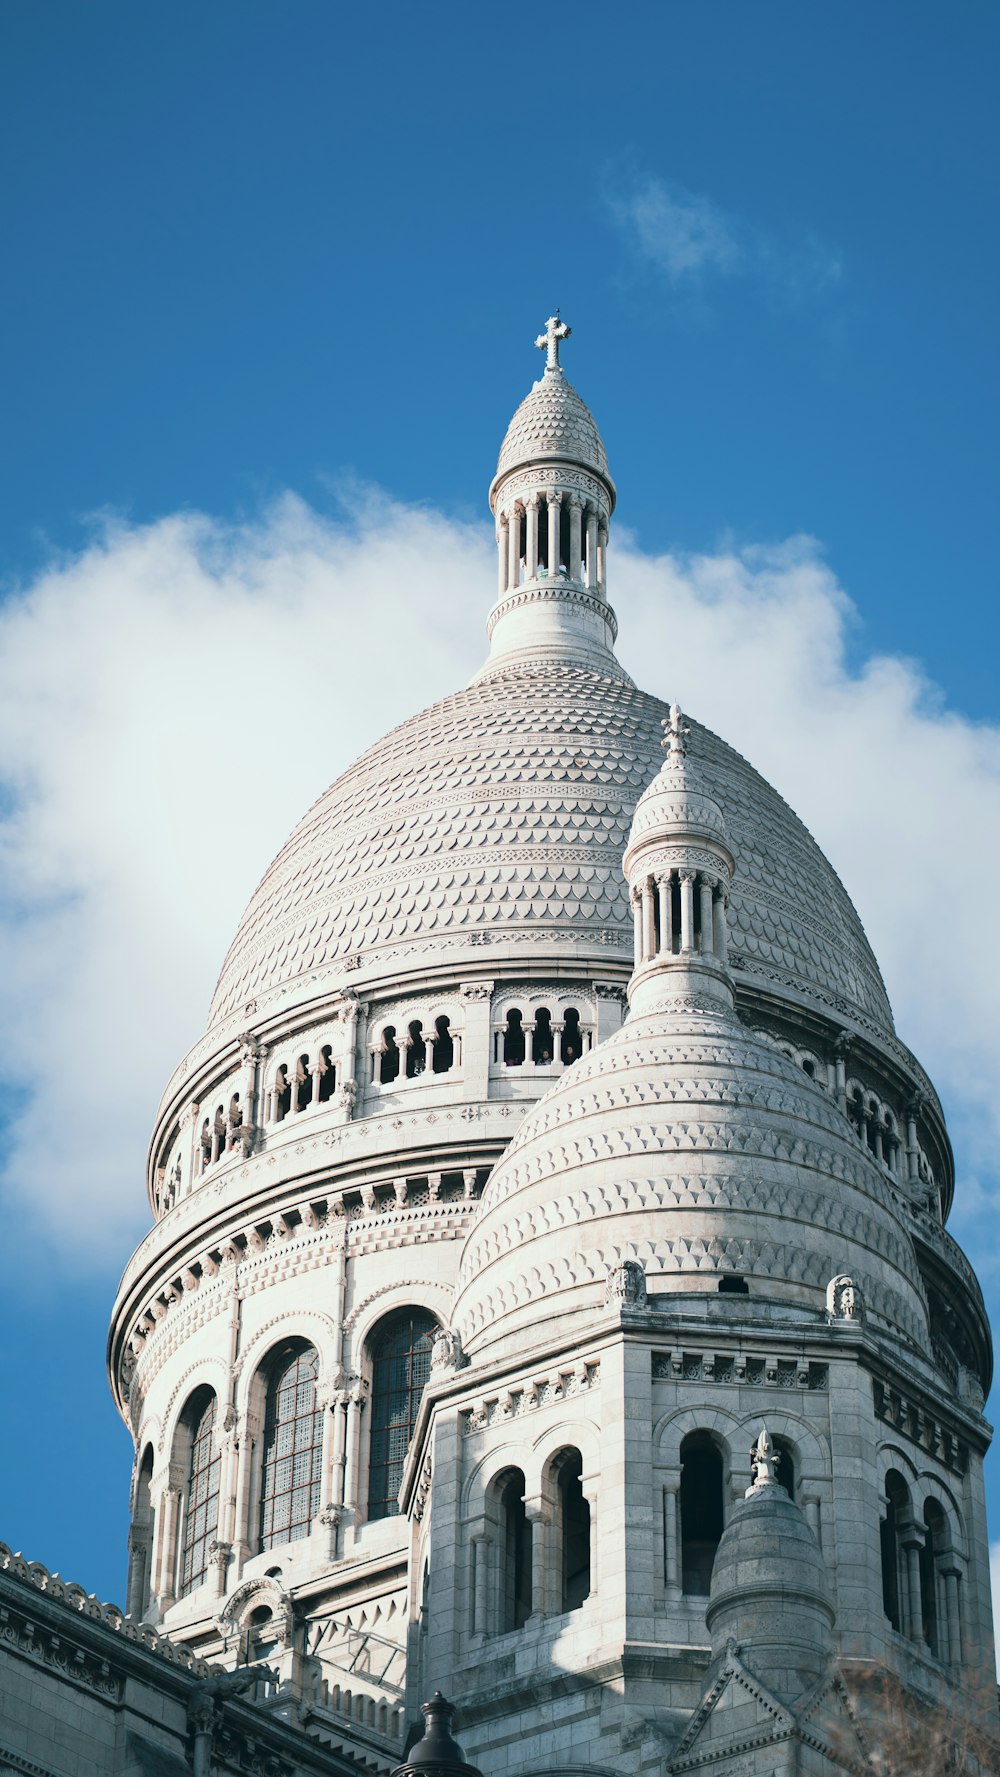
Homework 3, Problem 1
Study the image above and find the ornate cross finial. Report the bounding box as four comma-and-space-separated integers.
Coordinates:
535, 312, 571, 371
661, 701, 690, 758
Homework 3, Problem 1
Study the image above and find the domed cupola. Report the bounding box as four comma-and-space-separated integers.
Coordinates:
478, 316, 625, 681
706, 1426, 835, 1696
452, 719, 930, 1364
622, 703, 736, 1015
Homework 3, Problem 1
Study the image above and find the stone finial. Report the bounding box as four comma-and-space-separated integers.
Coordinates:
393, 1692, 483, 1777
746, 1424, 784, 1497
535, 312, 571, 371
826, 1274, 863, 1323
661, 701, 690, 759
430, 1327, 464, 1373
605, 1258, 647, 1308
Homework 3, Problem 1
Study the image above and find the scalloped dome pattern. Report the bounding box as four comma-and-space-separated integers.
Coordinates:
495, 370, 610, 485
207, 664, 893, 1036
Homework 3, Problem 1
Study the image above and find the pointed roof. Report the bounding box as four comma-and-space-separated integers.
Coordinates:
494, 366, 612, 487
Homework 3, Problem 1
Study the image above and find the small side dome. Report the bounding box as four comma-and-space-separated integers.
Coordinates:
706, 1428, 834, 1697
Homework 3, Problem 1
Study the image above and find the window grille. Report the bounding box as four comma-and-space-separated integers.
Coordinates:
259, 1344, 323, 1550
180, 1393, 221, 1593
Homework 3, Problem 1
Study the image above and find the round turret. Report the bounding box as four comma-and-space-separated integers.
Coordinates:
706, 1427, 835, 1698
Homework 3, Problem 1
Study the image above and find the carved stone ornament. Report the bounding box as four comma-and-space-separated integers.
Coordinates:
605, 1259, 647, 1308
460, 980, 495, 1001
430, 1327, 464, 1373
826, 1273, 864, 1323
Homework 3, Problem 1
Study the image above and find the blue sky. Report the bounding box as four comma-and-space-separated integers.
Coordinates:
1, 1, 998, 1622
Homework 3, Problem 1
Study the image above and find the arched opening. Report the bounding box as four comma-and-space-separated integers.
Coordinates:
213, 1104, 226, 1159
228, 1093, 242, 1147
560, 1008, 583, 1065
532, 1008, 553, 1065
499, 1468, 532, 1632
258, 1341, 323, 1551
555, 1450, 590, 1612
405, 1020, 426, 1079
802, 1057, 816, 1079
670, 875, 682, 953
295, 1054, 312, 1111
881, 1469, 909, 1632
866, 1100, 879, 1155
431, 1015, 454, 1074
246, 1604, 280, 1666
503, 1008, 525, 1067
274, 1065, 291, 1122
680, 1431, 724, 1596
129, 1444, 154, 1617
179, 1387, 221, 1596
718, 1274, 749, 1295
921, 1498, 946, 1658
849, 1089, 864, 1138
379, 1027, 400, 1085
367, 1308, 437, 1521
200, 1118, 212, 1172
317, 1044, 336, 1102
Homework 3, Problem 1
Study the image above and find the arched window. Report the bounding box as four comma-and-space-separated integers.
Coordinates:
200, 1118, 212, 1173
367, 1309, 437, 1521
227, 1093, 242, 1147
405, 1020, 426, 1078
179, 1388, 221, 1595
317, 1044, 336, 1102
128, 1444, 154, 1618
431, 1015, 454, 1074
881, 1469, 909, 1632
555, 1450, 590, 1612
499, 1468, 532, 1632
532, 1008, 553, 1065
379, 1026, 400, 1084
274, 1065, 291, 1122
212, 1105, 226, 1160
503, 1008, 525, 1067
680, 1432, 724, 1596
258, 1342, 323, 1551
295, 1054, 312, 1111
560, 1008, 583, 1065
848, 1089, 865, 1138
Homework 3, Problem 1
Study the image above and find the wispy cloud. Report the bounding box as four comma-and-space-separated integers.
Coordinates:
605, 169, 842, 302
0, 497, 998, 1289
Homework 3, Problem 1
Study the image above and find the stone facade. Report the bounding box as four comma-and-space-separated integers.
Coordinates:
104, 323, 998, 1775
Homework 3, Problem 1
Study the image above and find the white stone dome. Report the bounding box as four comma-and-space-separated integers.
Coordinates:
492, 368, 612, 494
206, 665, 895, 1038
453, 996, 928, 1359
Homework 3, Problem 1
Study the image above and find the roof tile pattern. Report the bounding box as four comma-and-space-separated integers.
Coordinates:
208, 664, 893, 1035
495, 369, 610, 483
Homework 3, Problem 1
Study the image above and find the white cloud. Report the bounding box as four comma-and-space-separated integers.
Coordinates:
605, 170, 842, 299
1, 495, 999, 1283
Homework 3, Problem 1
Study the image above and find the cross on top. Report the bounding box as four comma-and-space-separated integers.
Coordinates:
535, 313, 571, 371
661, 702, 690, 757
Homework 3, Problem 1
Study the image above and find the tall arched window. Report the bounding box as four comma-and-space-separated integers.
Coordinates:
532, 1009, 553, 1065
258, 1342, 323, 1551
179, 1389, 221, 1595
880, 1469, 909, 1633
500, 1468, 532, 1632
921, 1498, 946, 1658
680, 1431, 724, 1596
555, 1449, 590, 1612
560, 1008, 583, 1065
379, 1027, 400, 1084
503, 1009, 525, 1066
431, 1015, 454, 1074
367, 1310, 437, 1521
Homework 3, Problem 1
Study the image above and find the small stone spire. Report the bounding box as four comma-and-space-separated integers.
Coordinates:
535, 312, 572, 371
746, 1424, 785, 1497
622, 708, 736, 1015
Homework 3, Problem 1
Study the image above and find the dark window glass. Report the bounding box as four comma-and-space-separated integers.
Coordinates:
503, 1009, 525, 1067
259, 1344, 323, 1551
681, 1432, 724, 1596
180, 1393, 221, 1594
431, 1015, 454, 1074
318, 1044, 336, 1101
367, 1311, 436, 1521
501, 1470, 532, 1631
532, 1009, 553, 1065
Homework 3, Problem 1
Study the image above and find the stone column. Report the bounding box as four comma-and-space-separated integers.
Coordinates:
497, 513, 508, 598
657, 874, 672, 956
208, 1539, 231, 1600
901, 1525, 924, 1642
905, 1097, 923, 1180
597, 520, 607, 592
679, 873, 696, 953
699, 876, 715, 956
525, 495, 540, 579
943, 1566, 962, 1665
632, 889, 643, 970
183, 1100, 201, 1195
641, 877, 656, 961
330, 1392, 349, 1506
524, 1503, 552, 1622
804, 1496, 822, 1550
833, 1035, 850, 1114
156, 1477, 183, 1611
568, 495, 583, 582
585, 507, 599, 590
712, 888, 728, 964
546, 492, 561, 577
472, 1535, 490, 1636
343, 1387, 367, 1518
663, 1485, 680, 1594
231, 1414, 258, 1571
507, 505, 521, 590
126, 1525, 152, 1619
